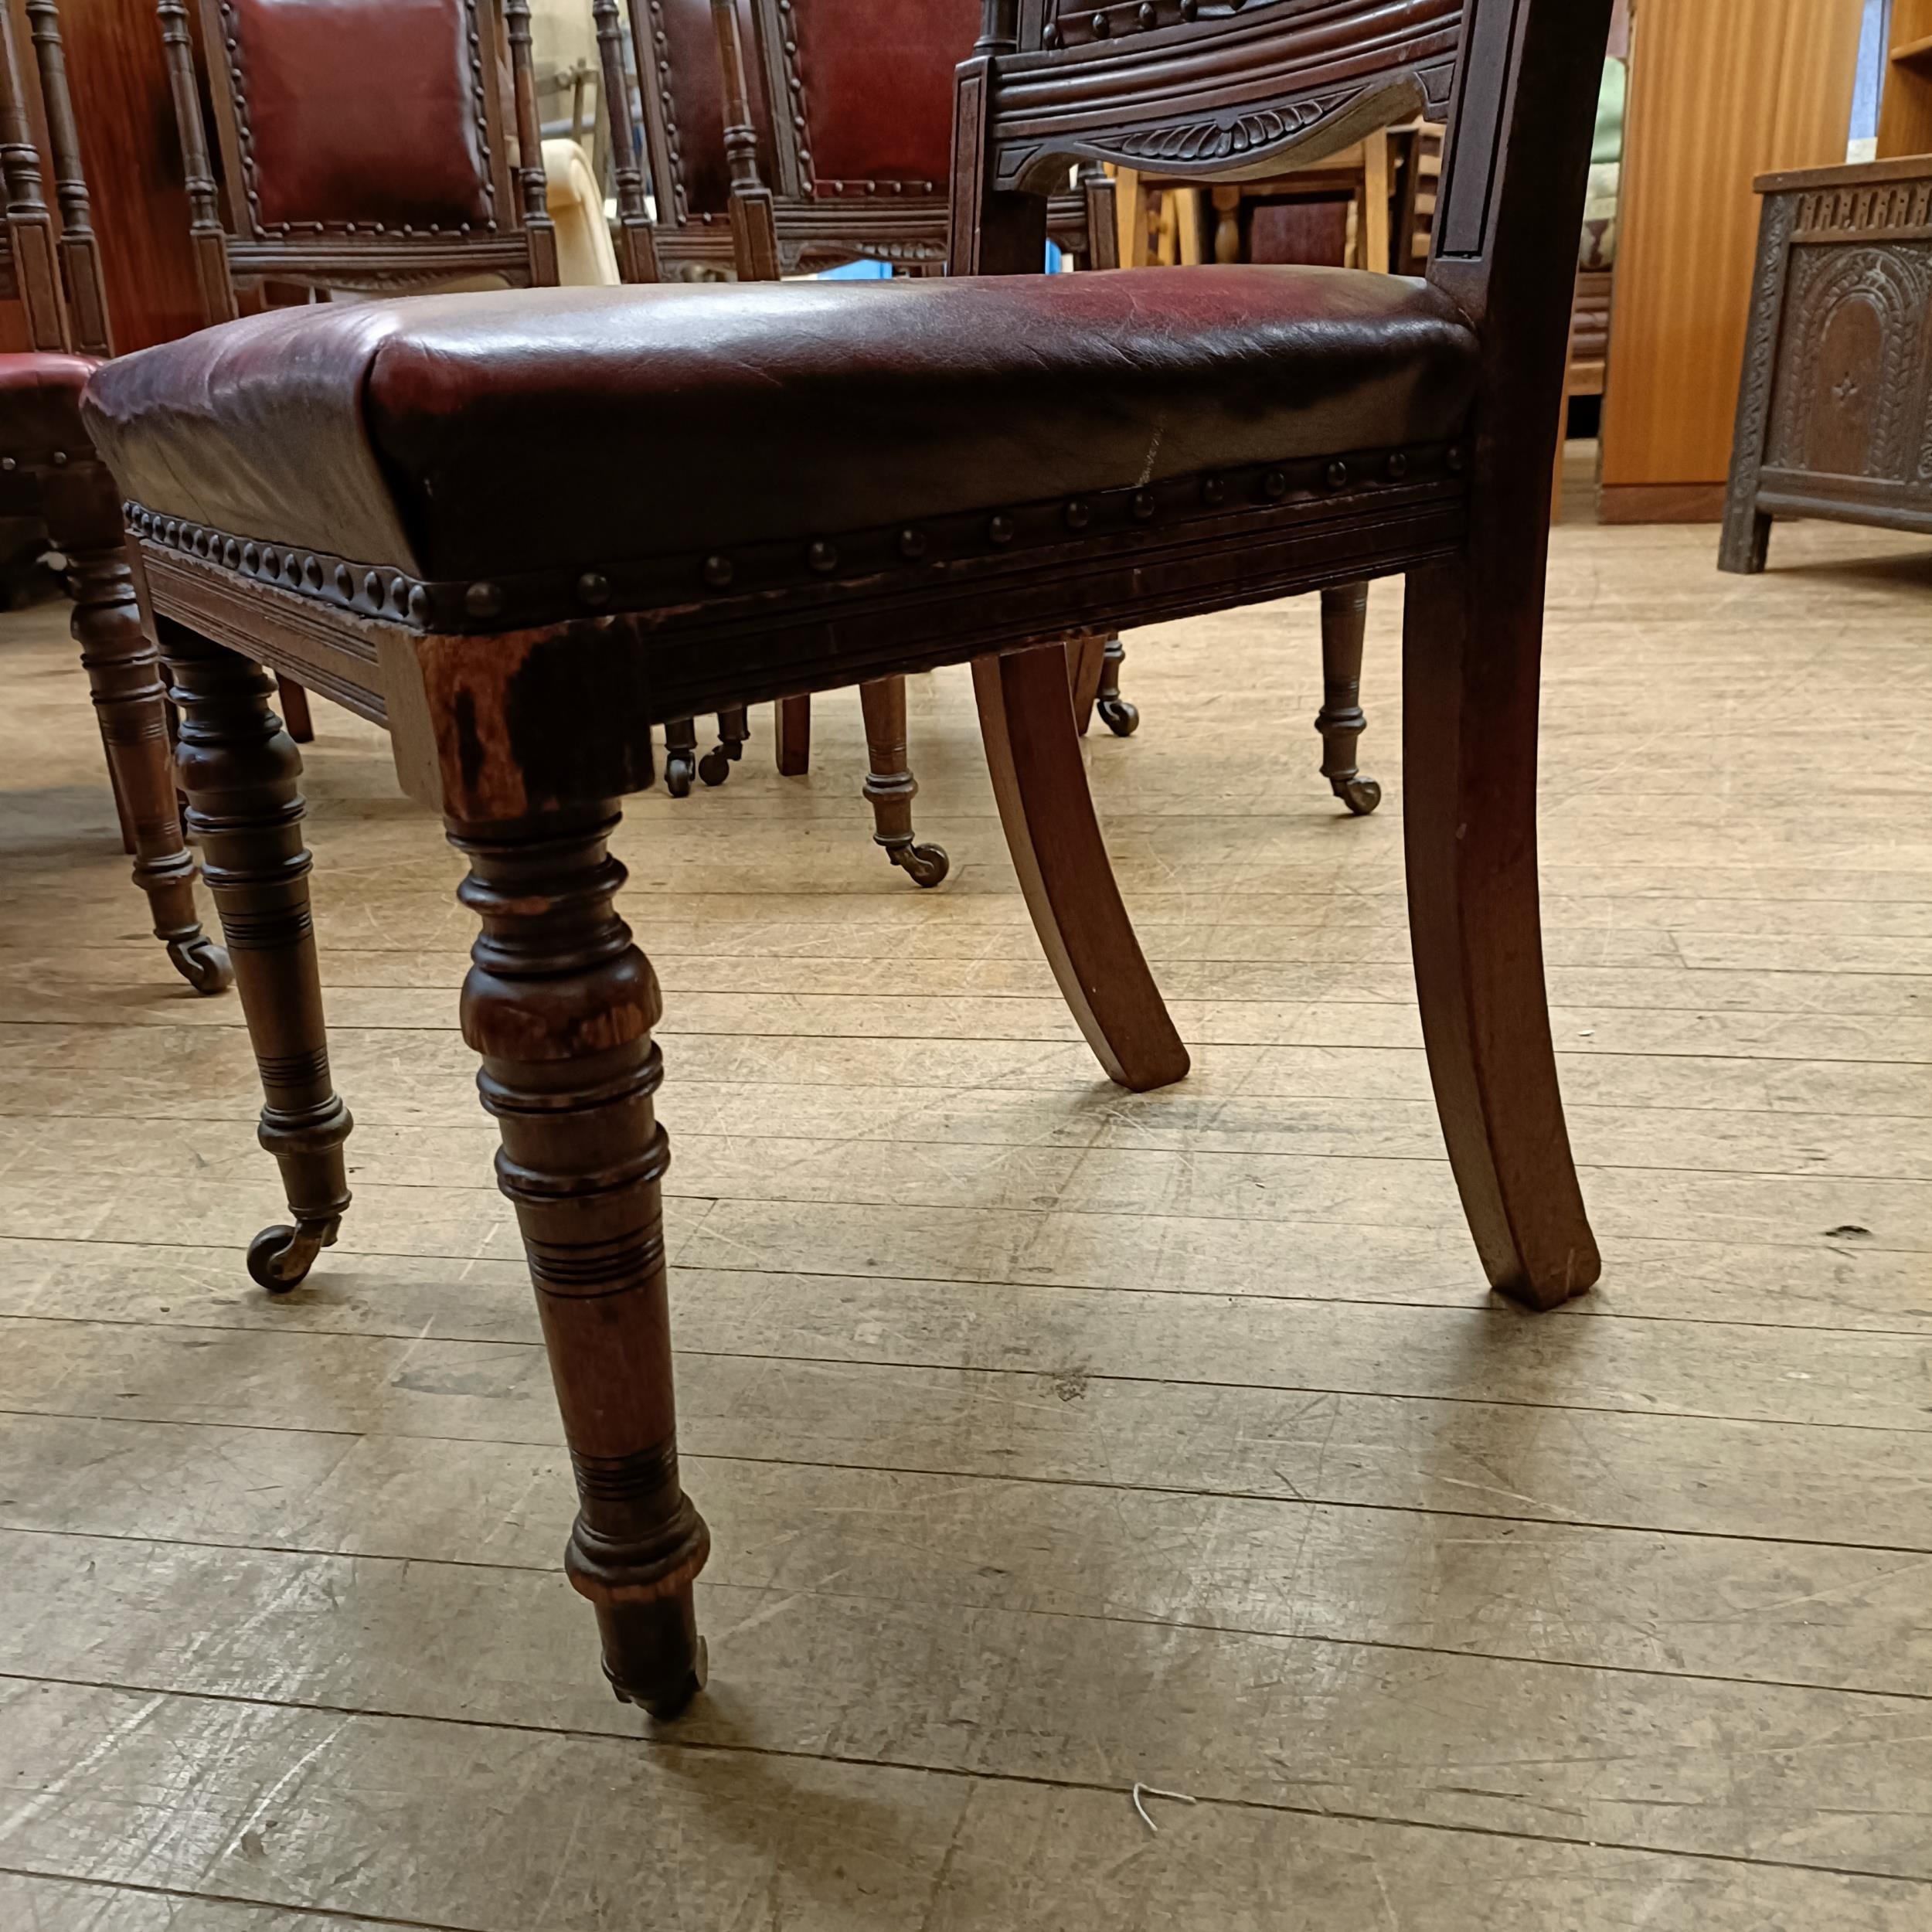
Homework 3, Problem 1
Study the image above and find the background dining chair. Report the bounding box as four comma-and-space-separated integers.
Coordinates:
607, 0, 1118, 876
0, 0, 227, 993
155, 0, 564, 737
86, 0, 1612, 1718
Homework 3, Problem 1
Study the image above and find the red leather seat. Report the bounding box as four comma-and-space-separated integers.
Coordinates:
0, 351, 100, 458
83, 266, 1476, 604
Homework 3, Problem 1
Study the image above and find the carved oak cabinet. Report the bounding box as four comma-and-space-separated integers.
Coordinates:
1721, 156, 1932, 571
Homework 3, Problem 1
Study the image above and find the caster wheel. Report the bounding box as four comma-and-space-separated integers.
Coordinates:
893, 842, 951, 889
697, 749, 733, 787
665, 753, 695, 798
168, 935, 234, 996
1097, 696, 1140, 737
1334, 775, 1383, 816
246, 1217, 337, 1294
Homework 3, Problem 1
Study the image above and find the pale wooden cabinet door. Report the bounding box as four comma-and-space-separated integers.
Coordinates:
1599, 0, 1863, 523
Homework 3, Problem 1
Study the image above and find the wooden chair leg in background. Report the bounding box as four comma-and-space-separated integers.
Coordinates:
47, 463, 231, 995
699, 704, 750, 787
275, 675, 314, 743
164, 621, 352, 1291
1066, 634, 1137, 739
1094, 635, 1138, 736
1401, 554, 1600, 1309
1316, 580, 1383, 815
774, 696, 811, 777
1066, 633, 1106, 735
1211, 185, 1243, 263
973, 644, 1189, 1093
449, 801, 709, 1719
662, 716, 698, 796
1113, 165, 1147, 267
859, 675, 949, 887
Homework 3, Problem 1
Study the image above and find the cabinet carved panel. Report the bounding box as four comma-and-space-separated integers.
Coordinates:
1721, 156, 1932, 572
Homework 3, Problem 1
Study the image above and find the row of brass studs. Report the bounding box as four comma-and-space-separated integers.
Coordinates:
693, 446, 1459, 593
127, 502, 431, 623
125, 440, 1461, 629
1043, 0, 1235, 46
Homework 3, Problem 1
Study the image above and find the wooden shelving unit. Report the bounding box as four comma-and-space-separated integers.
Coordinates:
1879, 0, 1932, 156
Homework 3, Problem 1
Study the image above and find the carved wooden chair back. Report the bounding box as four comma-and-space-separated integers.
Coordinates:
0, 0, 110, 354
158, 0, 560, 328
954, 0, 1470, 274
610, 0, 1113, 280
950, 2, 1471, 820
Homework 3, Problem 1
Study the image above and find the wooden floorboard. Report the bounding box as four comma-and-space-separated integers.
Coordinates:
1, 512, 1928, 1925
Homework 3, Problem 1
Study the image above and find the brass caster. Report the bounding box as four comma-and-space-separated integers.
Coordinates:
664, 750, 695, 798
167, 935, 233, 995
1333, 774, 1383, 816
246, 1216, 338, 1294
697, 748, 733, 787
891, 842, 951, 889
1097, 695, 1140, 736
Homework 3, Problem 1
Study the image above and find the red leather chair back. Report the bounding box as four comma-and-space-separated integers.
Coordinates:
645, 0, 772, 220
643, 0, 978, 219
771, 0, 980, 196
220, 0, 498, 233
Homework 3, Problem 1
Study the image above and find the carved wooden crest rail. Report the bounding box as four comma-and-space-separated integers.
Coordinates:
992, 0, 1460, 190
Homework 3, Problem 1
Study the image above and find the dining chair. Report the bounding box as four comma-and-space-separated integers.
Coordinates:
608, 0, 1118, 877
155, 0, 563, 740
0, 0, 227, 992
84, 0, 1611, 1717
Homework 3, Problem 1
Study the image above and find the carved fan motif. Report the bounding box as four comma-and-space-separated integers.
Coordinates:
1111, 99, 1328, 163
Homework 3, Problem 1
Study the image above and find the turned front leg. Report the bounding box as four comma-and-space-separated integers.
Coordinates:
43, 464, 230, 995
162, 621, 351, 1291
451, 804, 709, 1718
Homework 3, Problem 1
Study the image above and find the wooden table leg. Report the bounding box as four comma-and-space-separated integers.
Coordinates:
162, 621, 352, 1291
449, 801, 709, 1718
46, 463, 230, 995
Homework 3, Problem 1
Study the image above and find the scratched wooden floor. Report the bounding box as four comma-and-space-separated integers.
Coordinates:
1, 487, 1929, 1929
